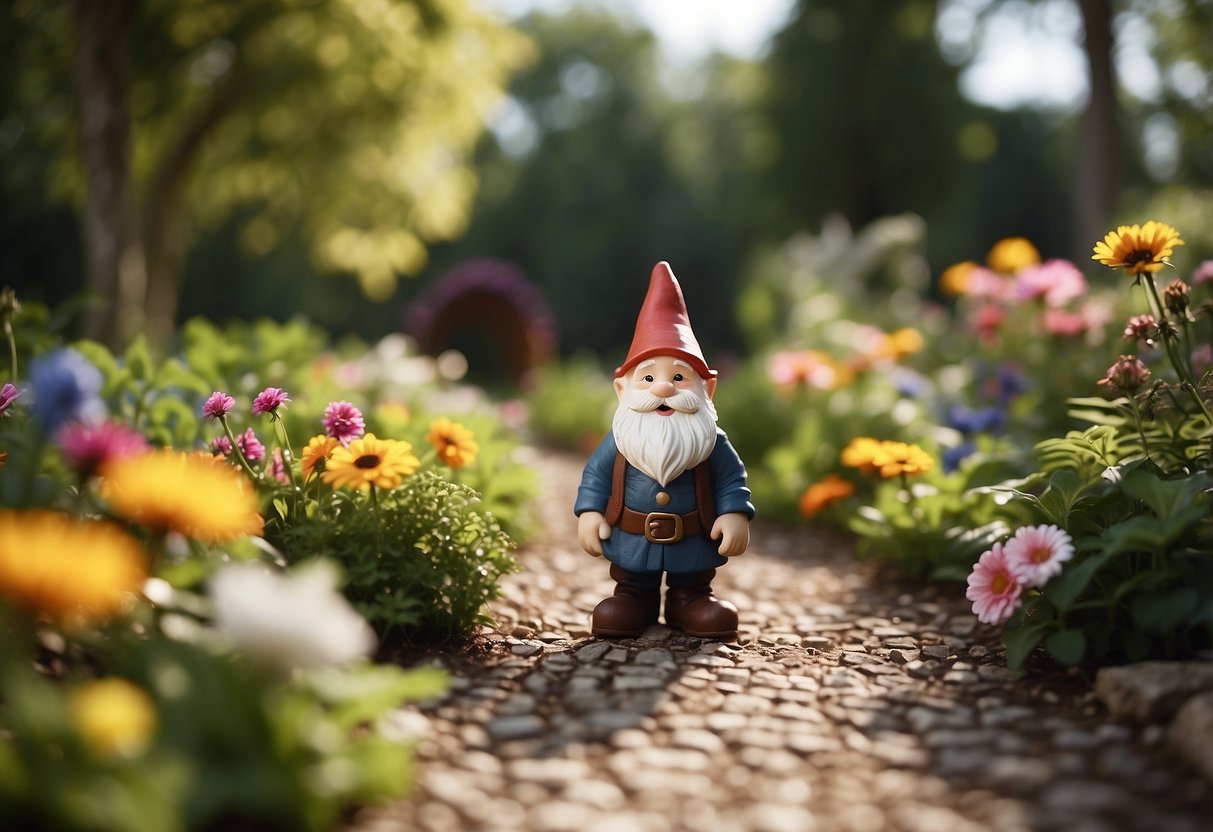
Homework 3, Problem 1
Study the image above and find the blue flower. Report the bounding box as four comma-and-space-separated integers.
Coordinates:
28, 348, 105, 434
947, 404, 1005, 436
942, 441, 977, 473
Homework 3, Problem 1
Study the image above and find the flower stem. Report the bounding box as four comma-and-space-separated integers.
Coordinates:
220, 416, 260, 482
1126, 395, 1153, 462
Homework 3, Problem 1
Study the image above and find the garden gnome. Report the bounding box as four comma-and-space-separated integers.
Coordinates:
575, 262, 754, 639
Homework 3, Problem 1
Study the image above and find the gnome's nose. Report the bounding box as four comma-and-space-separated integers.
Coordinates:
651, 380, 676, 399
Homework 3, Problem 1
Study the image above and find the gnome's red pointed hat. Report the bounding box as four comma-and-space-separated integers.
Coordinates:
614, 262, 716, 379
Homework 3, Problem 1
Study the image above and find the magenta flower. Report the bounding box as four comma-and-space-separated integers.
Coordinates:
57, 421, 149, 477
966, 542, 1024, 626
1098, 355, 1151, 395
201, 391, 235, 422
322, 400, 366, 444
0, 382, 22, 417
269, 448, 290, 484
236, 427, 266, 463
252, 387, 291, 416
1003, 525, 1075, 588
212, 436, 233, 457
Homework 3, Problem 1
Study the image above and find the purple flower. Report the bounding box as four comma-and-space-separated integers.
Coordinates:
212, 436, 233, 457
202, 391, 235, 422
28, 348, 105, 434
322, 400, 366, 444
57, 421, 149, 478
252, 387, 291, 416
237, 427, 266, 462
269, 448, 290, 484
0, 382, 21, 417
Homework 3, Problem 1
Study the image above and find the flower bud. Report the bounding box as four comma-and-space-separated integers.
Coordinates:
1164, 279, 1190, 315
1098, 355, 1151, 395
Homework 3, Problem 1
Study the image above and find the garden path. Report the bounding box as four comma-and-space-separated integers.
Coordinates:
352, 449, 1213, 832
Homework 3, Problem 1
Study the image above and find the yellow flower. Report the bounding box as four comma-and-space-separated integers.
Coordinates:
939, 261, 978, 296
426, 417, 479, 469
322, 433, 419, 491
840, 437, 883, 474
101, 449, 264, 542
0, 511, 146, 625
870, 441, 934, 479
301, 434, 339, 479
799, 474, 855, 519
872, 328, 924, 362
70, 678, 157, 758
1092, 221, 1184, 276
986, 237, 1040, 275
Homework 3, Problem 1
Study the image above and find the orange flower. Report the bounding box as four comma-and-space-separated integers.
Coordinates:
426, 417, 479, 469
301, 435, 339, 479
1092, 221, 1184, 276
841, 437, 883, 474
870, 441, 934, 479
799, 474, 855, 519
322, 433, 419, 491
939, 261, 978, 296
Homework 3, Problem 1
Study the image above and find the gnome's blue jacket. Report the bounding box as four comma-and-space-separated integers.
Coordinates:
574, 428, 754, 575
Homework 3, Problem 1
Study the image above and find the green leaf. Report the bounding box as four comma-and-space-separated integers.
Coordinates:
1121, 628, 1152, 661
124, 334, 153, 382
1003, 622, 1050, 671
1044, 629, 1087, 665
1041, 551, 1113, 613
1099, 506, 1207, 556
1130, 588, 1199, 634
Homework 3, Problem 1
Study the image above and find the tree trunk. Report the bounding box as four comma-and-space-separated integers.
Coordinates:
1075, 0, 1121, 255
72, 0, 146, 348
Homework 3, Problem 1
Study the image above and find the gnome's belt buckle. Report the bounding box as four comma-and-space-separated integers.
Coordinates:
644, 512, 683, 544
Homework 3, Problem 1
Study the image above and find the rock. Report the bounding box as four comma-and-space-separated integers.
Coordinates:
486, 714, 545, 742
1094, 662, 1213, 721
1169, 690, 1213, 779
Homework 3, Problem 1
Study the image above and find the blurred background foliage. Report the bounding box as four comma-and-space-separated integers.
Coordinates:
2, 0, 1212, 367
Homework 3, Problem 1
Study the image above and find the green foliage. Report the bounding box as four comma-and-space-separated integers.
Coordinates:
269, 471, 519, 641
523, 354, 615, 453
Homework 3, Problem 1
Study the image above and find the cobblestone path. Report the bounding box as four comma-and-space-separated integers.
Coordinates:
352, 449, 1213, 832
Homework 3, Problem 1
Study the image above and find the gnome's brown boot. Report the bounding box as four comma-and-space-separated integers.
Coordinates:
592, 564, 661, 638
664, 569, 738, 640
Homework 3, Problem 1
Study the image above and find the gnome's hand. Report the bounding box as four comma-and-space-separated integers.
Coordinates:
712, 513, 750, 557
578, 511, 611, 557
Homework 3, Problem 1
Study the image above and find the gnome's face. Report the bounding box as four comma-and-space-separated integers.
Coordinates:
611, 356, 719, 487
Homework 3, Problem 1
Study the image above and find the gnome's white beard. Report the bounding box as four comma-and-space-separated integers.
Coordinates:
612, 383, 719, 487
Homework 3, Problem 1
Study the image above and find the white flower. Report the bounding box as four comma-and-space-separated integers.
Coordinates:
210, 560, 376, 669
1003, 524, 1076, 588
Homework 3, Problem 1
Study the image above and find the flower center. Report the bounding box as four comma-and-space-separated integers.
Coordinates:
1124, 249, 1155, 266
354, 454, 381, 469
990, 572, 1011, 595
1028, 544, 1051, 564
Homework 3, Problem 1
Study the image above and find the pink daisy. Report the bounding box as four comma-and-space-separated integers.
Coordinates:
252, 387, 291, 416
322, 400, 366, 444
57, 421, 149, 477
212, 436, 233, 457
966, 542, 1024, 625
201, 391, 235, 422
1003, 524, 1075, 588
236, 427, 266, 463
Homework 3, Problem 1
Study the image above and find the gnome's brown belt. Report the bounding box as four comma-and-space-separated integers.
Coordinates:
618, 507, 705, 544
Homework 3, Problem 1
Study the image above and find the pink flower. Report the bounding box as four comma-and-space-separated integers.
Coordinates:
1192, 260, 1213, 286
972, 304, 1005, 343
1014, 259, 1088, 308
252, 387, 290, 416
57, 421, 149, 477
1098, 355, 1151, 395
201, 391, 235, 422
1003, 524, 1075, 588
1041, 309, 1087, 338
1191, 345, 1213, 379
966, 542, 1024, 625
237, 427, 266, 462
269, 448, 290, 484
322, 400, 366, 444
0, 382, 21, 417
1122, 315, 1158, 347
212, 436, 233, 457
965, 267, 1013, 302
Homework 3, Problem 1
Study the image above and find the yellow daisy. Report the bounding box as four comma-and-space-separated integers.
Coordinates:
426, 417, 479, 469
301, 434, 339, 480
1092, 221, 1184, 276
322, 433, 419, 491
0, 510, 146, 625
986, 237, 1040, 275
840, 437, 883, 474
101, 449, 264, 542
70, 678, 157, 758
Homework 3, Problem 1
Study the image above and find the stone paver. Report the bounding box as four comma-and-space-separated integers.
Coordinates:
351, 449, 1213, 832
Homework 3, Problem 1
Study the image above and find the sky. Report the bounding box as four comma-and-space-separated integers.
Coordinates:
481, 0, 1110, 114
